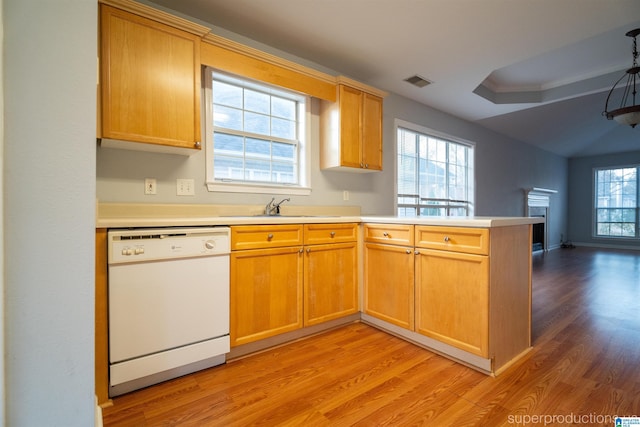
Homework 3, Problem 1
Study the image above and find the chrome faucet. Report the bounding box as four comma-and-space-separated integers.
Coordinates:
264, 197, 290, 216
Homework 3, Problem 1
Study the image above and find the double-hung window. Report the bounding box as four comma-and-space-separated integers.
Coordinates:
396, 120, 474, 217
204, 67, 310, 194
594, 166, 638, 238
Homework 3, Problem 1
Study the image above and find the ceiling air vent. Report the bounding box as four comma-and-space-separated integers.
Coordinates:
404, 75, 432, 88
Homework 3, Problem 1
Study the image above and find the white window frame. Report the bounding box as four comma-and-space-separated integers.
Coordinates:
394, 119, 475, 216
203, 67, 311, 195
593, 165, 639, 239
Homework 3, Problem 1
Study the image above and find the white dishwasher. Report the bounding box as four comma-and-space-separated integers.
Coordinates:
107, 227, 230, 397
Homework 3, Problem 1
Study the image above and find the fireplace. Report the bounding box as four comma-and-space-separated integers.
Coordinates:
525, 188, 556, 252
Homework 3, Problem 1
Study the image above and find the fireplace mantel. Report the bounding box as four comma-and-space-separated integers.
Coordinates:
525, 188, 556, 251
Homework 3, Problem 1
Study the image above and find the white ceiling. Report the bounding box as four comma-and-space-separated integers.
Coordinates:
149, 0, 640, 158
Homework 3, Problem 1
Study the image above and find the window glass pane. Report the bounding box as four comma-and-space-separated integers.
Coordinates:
214, 105, 242, 130
213, 80, 242, 108
244, 111, 270, 136
214, 156, 243, 180
272, 97, 295, 120
272, 117, 295, 140
245, 159, 270, 181
245, 137, 271, 159
244, 89, 270, 114
214, 132, 243, 155
272, 142, 295, 162
272, 162, 295, 183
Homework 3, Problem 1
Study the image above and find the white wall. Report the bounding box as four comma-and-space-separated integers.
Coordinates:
3, 0, 97, 425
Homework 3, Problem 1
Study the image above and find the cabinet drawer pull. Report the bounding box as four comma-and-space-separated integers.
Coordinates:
443, 236, 450, 242
267, 233, 274, 240
383, 232, 389, 237
330, 231, 336, 237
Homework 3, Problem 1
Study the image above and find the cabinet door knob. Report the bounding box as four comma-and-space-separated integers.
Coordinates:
306, 248, 311, 253
267, 233, 274, 240
360, 163, 364, 168
299, 248, 303, 253
414, 250, 420, 255
406, 249, 411, 254
365, 163, 369, 168
194, 141, 201, 149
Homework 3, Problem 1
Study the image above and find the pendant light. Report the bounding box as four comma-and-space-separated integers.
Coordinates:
603, 28, 640, 128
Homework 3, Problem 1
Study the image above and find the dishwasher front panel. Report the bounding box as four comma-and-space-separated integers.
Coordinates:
109, 254, 229, 363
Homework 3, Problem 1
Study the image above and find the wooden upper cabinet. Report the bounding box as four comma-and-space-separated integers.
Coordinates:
99, 4, 204, 153
320, 79, 386, 172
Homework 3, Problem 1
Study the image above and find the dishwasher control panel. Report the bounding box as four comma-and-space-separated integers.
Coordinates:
108, 227, 230, 264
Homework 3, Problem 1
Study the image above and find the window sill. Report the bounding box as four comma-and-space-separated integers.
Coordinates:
206, 181, 311, 196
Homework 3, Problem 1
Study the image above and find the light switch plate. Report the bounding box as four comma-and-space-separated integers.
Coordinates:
144, 178, 157, 195
177, 178, 195, 196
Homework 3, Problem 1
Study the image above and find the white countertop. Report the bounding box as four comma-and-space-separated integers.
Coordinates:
96, 203, 543, 228
360, 215, 544, 228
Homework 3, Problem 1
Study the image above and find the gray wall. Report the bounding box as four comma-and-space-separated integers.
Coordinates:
569, 151, 640, 249
3, 0, 97, 425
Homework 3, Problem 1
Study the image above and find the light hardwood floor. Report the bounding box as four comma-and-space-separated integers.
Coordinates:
102, 247, 640, 426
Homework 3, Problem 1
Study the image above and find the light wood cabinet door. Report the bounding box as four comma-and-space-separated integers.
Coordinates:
338, 85, 363, 169
100, 5, 202, 150
361, 92, 383, 170
304, 242, 358, 326
320, 83, 384, 172
364, 242, 415, 330
415, 249, 489, 357
230, 246, 303, 347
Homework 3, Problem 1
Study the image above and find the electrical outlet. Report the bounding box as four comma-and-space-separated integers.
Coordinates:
144, 178, 157, 195
343, 190, 350, 201
177, 178, 195, 196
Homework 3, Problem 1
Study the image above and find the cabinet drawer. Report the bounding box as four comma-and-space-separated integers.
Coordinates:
364, 224, 414, 246
231, 225, 303, 250
415, 226, 489, 255
303, 223, 357, 245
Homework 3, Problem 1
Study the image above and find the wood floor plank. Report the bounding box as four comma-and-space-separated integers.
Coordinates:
103, 247, 640, 426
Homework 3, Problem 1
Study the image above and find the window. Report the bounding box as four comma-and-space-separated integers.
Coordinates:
594, 166, 638, 238
204, 68, 310, 194
396, 120, 474, 217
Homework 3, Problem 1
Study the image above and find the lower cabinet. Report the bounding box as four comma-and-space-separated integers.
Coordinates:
363, 222, 532, 374
415, 248, 489, 357
230, 223, 358, 347
230, 246, 303, 347
363, 224, 415, 330
364, 242, 415, 330
304, 241, 358, 326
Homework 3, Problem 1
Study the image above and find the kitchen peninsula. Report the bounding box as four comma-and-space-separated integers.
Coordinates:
96, 203, 542, 404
